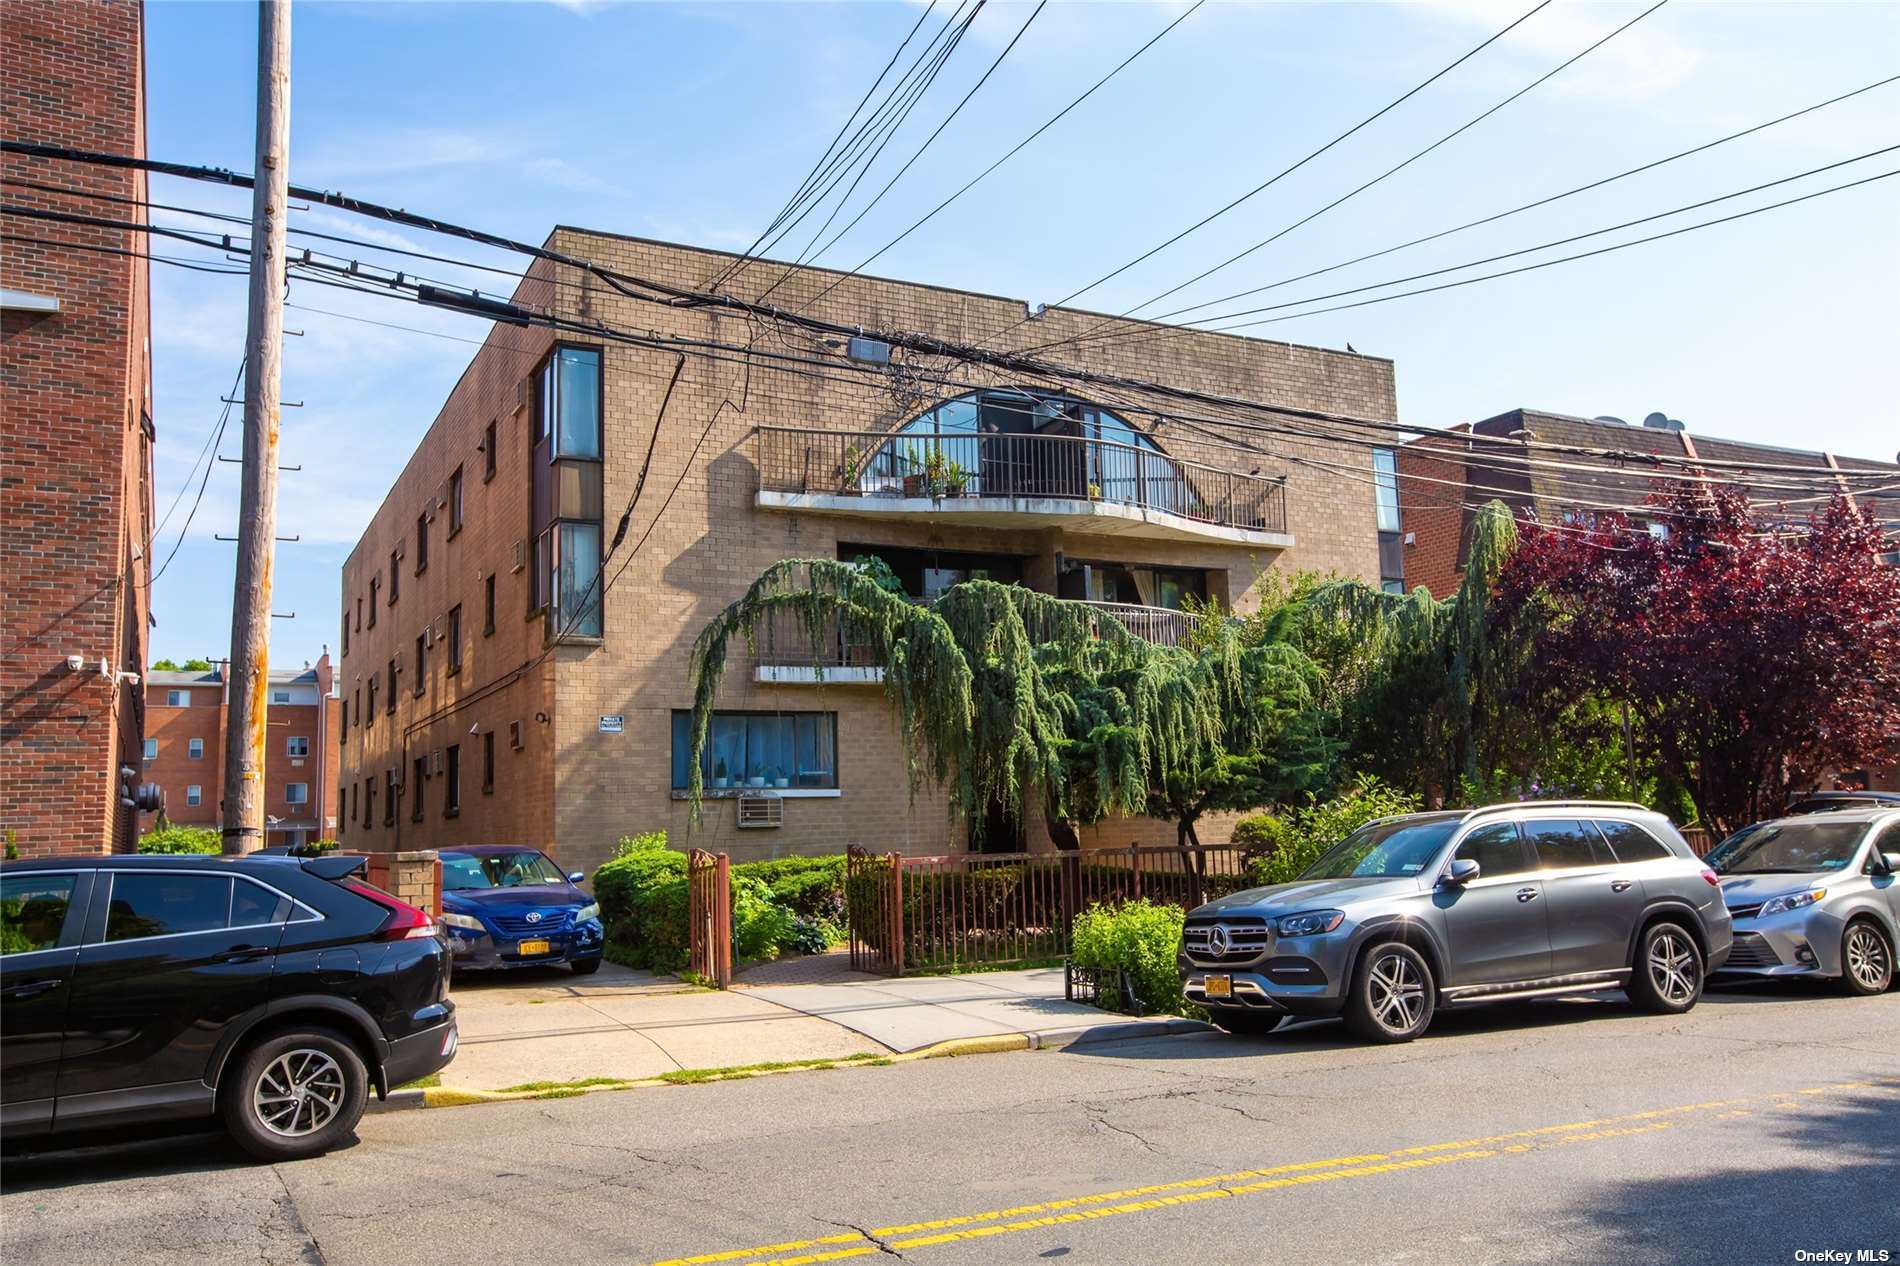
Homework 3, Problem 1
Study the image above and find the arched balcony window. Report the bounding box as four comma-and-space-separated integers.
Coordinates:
852, 389, 1192, 513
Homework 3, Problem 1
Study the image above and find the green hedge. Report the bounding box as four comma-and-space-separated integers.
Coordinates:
137, 824, 221, 854
1070, 899, 1187, 1016
1245, 778, 1422, 888
596, 835, 845, 971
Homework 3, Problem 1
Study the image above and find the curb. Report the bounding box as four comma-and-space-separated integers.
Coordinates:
366, 1017, 1211, 1113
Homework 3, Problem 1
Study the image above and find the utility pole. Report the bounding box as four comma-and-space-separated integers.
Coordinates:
222, 0, 291, 855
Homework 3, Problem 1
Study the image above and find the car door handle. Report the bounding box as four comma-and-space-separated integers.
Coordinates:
1611, 879, 1635, 893
2, 978, 63, 1000
1516, 887, 1540, 902
215, 945, 272, 963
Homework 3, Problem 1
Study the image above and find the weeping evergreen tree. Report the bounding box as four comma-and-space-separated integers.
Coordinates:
687, 560, 1331, 852
1273, 502, 1520, 806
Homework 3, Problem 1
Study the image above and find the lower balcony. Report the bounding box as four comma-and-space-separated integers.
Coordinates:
754, 426, 1293, 549
750, 600, 1199, 684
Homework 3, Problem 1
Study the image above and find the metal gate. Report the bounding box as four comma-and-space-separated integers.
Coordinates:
845, 846, 903, 975
687, 848, 732, 989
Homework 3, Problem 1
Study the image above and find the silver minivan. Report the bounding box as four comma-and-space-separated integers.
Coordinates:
1709, 808, 1900, 995
1181, 801, 1732, 1043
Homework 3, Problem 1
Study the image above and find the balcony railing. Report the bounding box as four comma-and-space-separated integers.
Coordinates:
752, 598, 1199, 677
756, 426, 1287, 535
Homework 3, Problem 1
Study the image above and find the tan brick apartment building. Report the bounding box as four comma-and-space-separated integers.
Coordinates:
338, 233, 1403, 876
1, 0, 158, 856
136, 659, 342, 846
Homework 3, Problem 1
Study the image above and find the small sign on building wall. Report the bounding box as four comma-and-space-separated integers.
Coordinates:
598, 715, 624, 734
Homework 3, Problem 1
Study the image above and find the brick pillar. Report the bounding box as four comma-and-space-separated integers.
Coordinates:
383, 850, 442, 916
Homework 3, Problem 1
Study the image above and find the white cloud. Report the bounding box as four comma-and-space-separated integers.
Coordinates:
1412, 0, 1701, 104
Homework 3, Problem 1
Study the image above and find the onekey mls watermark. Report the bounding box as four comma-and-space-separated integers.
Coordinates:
1794, 1252, 1892, 1263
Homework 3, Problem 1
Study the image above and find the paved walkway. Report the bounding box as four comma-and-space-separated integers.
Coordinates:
441, 962, 1200, 1092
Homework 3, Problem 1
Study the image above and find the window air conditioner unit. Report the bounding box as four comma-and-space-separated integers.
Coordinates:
737, 792, 783, 829
430, 750, 444, 776
512, 540, 526, 573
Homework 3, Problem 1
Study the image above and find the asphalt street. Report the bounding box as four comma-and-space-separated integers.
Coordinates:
4, 981, 1896, 1266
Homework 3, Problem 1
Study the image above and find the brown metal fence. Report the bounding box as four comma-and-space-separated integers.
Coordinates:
846, 844, 1253, 975
688, 849, 732, 988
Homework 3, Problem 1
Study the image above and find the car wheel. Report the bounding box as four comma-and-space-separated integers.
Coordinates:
1211, 1009, 1284, 1037
221, 1028, 369, 1162
1630, 921, 1703, 1014
570, 957, 602, 976
1840, 920, 1894, 996
1342, 942, 1434, 1043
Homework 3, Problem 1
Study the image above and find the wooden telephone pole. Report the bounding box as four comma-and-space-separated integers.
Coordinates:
221, 0, 291, 854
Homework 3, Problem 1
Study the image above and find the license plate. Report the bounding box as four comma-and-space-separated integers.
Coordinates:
1203, 974, 1232, 999
517, 939, 552, 956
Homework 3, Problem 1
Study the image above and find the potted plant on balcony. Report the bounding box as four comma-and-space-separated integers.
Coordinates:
840, 442, 867, 495
918, 449, 951, 499
900, 451, 930, 498
1087, 482, 1103, 501
942, 458, 968, 498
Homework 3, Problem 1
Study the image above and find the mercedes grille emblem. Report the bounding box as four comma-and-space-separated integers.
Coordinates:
525, 911, 542, 924
1208, 923, 1231, 956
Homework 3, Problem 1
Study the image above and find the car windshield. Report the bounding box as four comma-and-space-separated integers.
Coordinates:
1706, 821, 1866, 874
442, 851, 569, 891
1298, 818, 1460, 881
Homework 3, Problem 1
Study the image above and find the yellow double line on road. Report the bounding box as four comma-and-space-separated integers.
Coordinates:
650, 1078, 1895, 1266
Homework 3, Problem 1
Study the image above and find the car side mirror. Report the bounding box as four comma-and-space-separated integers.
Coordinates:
1880, 852, 1900, 876
567, 871, 586, 885
1443, 858, 1480, 886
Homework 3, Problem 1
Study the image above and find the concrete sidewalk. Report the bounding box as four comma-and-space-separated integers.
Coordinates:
436, 961, 1203, 1094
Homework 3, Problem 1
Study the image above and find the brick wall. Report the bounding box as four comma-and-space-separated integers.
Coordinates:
1396, 434, 1475, 599
141, 681, 224, 826
1, 0, 154, 857
341, 234, 1401, 878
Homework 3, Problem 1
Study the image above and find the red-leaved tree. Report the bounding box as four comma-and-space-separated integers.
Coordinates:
1492, 484, 1900, 835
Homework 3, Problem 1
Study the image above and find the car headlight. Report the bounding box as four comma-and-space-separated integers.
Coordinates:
576, 903, 600, 923
1273, 909, 1345, 937
1757, 889, 1825, 918
441, 913, 485, 932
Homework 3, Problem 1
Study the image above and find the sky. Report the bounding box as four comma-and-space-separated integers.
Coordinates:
137, 0, 1900, 667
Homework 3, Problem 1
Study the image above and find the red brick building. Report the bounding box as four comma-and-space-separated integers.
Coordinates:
1, 0, 158, 856
139, 658, 343, 848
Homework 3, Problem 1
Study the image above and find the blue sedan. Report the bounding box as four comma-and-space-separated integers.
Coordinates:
439, 846, 605, 974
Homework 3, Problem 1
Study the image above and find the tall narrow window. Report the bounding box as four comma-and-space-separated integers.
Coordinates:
449, 466, 465, 537
338, 787, 347, 832
483, 573, 496, 636
416, 512, 429, 573
1372, 448, 1404, 595
366, 678, 378, 726
412, 757, 427, 822
386, 658, 397, 713
550, 347, 602, 460
443, 744, 461, 817
188, 737, 204, 760
368, 577, 379, 628
483, 419, 498, 482
363, 776, 375, 827
448, 605, 464, 674
414, 633, 427, 696
384, 768, 398, 826
482, 730, 495, 794
341, 698, 349, 738
355, 596, 363, 633
389, 550, 400, 604
342, 612, 350, 656
353, 687, 361, 727
553, 521, 603, 638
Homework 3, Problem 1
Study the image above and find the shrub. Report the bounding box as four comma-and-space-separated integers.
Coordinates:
733, 876, 796, 962
138, 824, 220, 854
732, 854, 847, 921
1069, 898, 1187, 1017
1229, 813, 1292, 859
595, 832, 690, 971
1246, 777, 1422, 888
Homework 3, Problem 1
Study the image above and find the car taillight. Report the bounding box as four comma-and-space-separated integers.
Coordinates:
340, 878, 439, 940
1700, 867, 1720, 887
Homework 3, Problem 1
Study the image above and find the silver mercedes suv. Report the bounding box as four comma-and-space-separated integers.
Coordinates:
1181, 801, 1732, 1043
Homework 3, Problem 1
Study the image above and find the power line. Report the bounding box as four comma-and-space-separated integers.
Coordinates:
1069, 143, 1900, 350
14, 142, 1889, 484
713, 0, 941, 290
756, 0, 1046, 305
1125, 72, 1900, 331
730, 1, 982, 290
1029, 0, 1670, 356
974, 0, 1556, 351
790, 0, 1205, 316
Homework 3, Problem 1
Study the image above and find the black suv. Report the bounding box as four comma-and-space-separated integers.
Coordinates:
0, 851, 457, 1160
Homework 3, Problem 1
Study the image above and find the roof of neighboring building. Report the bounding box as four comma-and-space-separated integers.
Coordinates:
147, 669, 222, 687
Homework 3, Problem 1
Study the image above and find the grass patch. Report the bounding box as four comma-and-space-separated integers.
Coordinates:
659, 1052, 886, 1085
496, 1075, 633, 1094
395, 1074, 441, 1090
